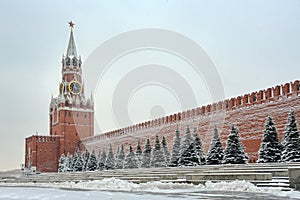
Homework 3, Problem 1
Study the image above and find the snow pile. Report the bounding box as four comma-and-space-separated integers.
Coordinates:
59, 178, 139, 191
2, 178, 300, 199
277, 191, 300, 199
0, 178, 277, 193
205, 180, 277, 193
49, 178, 199, 192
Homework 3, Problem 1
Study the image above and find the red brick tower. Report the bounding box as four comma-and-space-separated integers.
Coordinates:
49, 21, 94, 155
25, 22, 94, 172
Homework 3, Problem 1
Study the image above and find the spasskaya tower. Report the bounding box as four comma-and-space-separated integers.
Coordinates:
25, 22, 94, 172
49, 21, 94, 151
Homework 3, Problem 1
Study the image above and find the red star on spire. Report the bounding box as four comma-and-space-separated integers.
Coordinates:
68, 21, 75, 28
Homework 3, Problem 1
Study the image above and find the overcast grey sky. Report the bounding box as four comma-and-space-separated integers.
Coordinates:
0, 0, 299, 170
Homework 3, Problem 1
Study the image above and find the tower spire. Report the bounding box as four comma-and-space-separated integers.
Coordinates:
66, 21, 77, 57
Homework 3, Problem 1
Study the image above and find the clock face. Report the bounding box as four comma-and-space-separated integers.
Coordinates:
68, 81, 82, 95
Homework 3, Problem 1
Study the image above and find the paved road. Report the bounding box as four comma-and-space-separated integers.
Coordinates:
0, 187, 299, 200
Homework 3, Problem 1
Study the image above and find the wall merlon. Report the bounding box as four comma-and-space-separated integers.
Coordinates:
257, 90, 263, 101
265, 88, 272, 100
292, 80, 300, 93
283, 83, 291, 95
212, 103, 216, 112
273, 85, 281, 97
236, 96, 242, 107
243, 94, 249, 105
229, 98, 235, 109
217, 101, 223, 110
206, 104, 211, 113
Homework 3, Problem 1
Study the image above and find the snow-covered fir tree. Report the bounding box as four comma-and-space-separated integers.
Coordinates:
95, 150, 102, 170
97, 148, 107, 170
135, 140, 143, 167
123, 145, 139, 169
206, 127, 224, 165
151, 135, 167, 167
178, 141, 200, 166
257, 116, 282, 163
115, 145, 125, 169
180, 125, 194, 155
87, 149, 97, 171
223, 124, 248, 164
161, 136, 170, 166
58, 154, 66, 173
170, 128, 181, 167
65, 153, 73, 172
193, 130, 206, 165
141, 139, 152, 168
82, 149, 90, 171
72, 149, 80, 171
74, 152, 84, 172
105, 144, 116, 169
115, 146, 120, 161
282, 111, 300, 162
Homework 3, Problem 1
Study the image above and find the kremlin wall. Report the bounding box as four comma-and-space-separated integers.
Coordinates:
25, 23, 300, 172
83, 80, 300, 163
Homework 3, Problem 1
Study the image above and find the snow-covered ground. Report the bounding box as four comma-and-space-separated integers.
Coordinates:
1, 178, 300, 200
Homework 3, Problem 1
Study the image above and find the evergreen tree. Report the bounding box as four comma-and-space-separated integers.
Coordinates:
106, 144, 116, 169
192, 127, 198, 138
58, 154, 66, 173
97, 148, 106, 170
123, 145, 139, 169
74, 152, 84, 172
72, 149, 80, 171
161, 136, 170, 166
96, 149, 103, 170
65, 153, 73, 172
223, 125, 248, 164
115, 145, 125, 169
180, 125, 194, 155
151, 135, 167, 167
178, 142, 200, 166
257, 116, 282, 163
82, 149, 90, 171
194, 131, 206, 165
141, 139, 152, 168
87, 149, 97, 171
170, 128, 181, 167
206, 127, 224, 165
282, 111, 300, 162
115, 146, 120, 161
136, 140, 143, 167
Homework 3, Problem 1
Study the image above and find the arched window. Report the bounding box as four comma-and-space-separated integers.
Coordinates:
66, 57, 70, 66
72, 58, 77, 66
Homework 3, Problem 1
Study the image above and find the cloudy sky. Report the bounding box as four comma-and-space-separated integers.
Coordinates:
0, 0, 300, 170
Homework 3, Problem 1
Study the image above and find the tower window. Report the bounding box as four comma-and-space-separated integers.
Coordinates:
66, 57, 70, 66
73, 58, 77, 66
84, 114, 87, 118
76, 113, 79, 117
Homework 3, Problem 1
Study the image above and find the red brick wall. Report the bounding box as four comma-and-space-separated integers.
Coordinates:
25, 136, 61, 172
49, 103, 94, 153
83, 80, 300, 163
